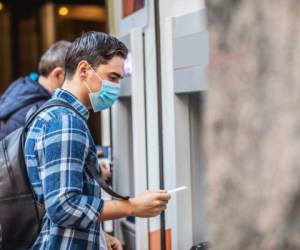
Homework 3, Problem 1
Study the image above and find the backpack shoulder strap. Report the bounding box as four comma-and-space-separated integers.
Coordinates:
24, 99, 85, 129
86, 163, 130, 200
24, 98, 130, 200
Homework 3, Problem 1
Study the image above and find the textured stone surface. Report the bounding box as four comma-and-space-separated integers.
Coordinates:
204, 1, 300, 249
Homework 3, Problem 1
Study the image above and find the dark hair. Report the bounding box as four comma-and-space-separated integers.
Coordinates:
38, 40, 71, 77
64, 31, 128, 80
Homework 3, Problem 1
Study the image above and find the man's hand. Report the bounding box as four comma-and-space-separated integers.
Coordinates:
100, 164, 112, 182
100, 190, 171, 221
98, 157, 112, 183
105, 233, 123, 250
129, 190, 171, 217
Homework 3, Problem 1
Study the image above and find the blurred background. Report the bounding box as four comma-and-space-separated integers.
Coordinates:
205, 1, 300, 249
0, 0, 107, 142
0, 0, 107, 92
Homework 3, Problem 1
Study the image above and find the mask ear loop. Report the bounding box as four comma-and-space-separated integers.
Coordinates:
88, 64, 103, 82
83, 80, 92, 93
83, 64, 103, 93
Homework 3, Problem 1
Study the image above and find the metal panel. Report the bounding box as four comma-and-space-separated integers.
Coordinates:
119, 34, 132, 97
144, 0, 162, 237
174, 66, 207, 93
130, 28, 149, 250
119, 34, 131, 50
121, 220, 136, 250
172, 9, 209, 94
164, 7, 208, 249
163, 16, 179, 250
189, 93, 206, 244
112, 99, 134, 243
112, 28, 148, 250
174, 9, 206, 38
173, 31, 209, 70
120, 77, 132, 97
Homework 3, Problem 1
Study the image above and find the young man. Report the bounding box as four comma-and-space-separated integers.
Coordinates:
24, 31, 170, 250
0, 40, 71, 139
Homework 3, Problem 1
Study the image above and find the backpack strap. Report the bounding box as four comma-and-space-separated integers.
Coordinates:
86, 163, 130, 200
24, 99, 86, 129
24, 99, 130, 200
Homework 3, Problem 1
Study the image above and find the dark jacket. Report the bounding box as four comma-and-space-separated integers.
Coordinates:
0, 76, 51, 139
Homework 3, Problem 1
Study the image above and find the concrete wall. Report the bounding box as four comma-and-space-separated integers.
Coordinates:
205, 1, 300, 249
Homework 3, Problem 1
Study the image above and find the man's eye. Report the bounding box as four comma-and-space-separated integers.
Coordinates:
110, 77, 118, 82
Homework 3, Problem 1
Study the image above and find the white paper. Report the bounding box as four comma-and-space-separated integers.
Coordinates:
168, 186, 187, 194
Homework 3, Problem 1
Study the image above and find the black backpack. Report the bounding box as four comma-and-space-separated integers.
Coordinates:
0, 99, 129, 250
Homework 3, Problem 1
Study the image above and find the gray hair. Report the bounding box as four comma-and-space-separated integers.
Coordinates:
38, 40, 71, 77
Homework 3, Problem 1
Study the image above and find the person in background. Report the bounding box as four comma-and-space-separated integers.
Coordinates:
96, 146, 113, 183
0, 40, 71, 139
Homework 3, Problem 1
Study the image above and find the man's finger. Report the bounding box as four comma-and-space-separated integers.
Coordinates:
112, 239, 123, 250
158, 189, 167, 193
156, 200, 168, 206
157, 192, 171, 201
157, 205, 167, 211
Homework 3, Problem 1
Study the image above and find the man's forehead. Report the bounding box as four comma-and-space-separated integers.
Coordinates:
103, 55, 125, 67
98, 57, 125, 77
106, 67, 124, 79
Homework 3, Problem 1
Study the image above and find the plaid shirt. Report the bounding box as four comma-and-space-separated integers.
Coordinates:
25, 89, 106, 250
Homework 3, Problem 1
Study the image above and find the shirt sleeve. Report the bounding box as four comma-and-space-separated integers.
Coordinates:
36, 113, 103, 228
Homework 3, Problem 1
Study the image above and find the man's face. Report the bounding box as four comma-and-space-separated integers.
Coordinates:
87, 55, 125, 93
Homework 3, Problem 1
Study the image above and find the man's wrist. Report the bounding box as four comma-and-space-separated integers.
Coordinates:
127, 198, 135, 217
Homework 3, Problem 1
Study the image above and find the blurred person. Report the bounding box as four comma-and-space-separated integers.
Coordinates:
24, 31, 170, 250
99, 160, 113, 182
96, 146, 113, 183
0, 40, 71, 139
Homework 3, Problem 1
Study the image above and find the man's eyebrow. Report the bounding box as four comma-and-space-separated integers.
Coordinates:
110, 72, 124, 79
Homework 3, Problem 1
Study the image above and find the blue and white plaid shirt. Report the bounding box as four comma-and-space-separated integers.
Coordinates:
25, 88, 106, 250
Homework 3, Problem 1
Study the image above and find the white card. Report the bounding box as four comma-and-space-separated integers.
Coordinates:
168, 186, 187, 194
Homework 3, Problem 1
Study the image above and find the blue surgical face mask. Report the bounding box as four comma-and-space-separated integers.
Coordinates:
84, 66, 121, 112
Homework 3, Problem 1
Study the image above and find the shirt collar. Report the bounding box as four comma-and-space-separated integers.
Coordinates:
52, 88, 90, 120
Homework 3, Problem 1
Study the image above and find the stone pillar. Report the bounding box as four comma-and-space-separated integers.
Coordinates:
205, 1, 300, 249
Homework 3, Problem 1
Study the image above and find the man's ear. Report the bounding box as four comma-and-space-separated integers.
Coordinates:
77, 60, 90, 80
52, 67, 64, 80
48, 67, 65, 89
